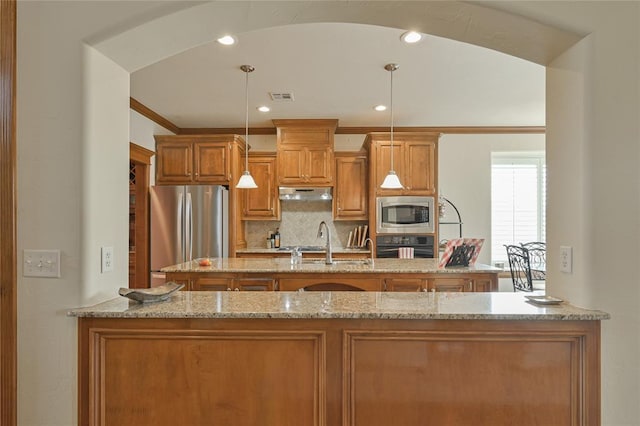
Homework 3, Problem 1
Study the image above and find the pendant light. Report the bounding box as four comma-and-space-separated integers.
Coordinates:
236, 64, 258, 189
380, 63, 403, 189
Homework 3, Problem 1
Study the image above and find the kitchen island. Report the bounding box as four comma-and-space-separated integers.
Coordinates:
161, 257, 501, 292
69, 292, 608, 425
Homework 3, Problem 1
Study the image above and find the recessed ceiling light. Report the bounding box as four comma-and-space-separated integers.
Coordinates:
217, 35, 236, 45
400, 31, 423, 44
257, 106, 270, 112
374, 105, 387, 112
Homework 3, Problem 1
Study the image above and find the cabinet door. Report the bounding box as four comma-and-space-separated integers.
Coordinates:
384, 278, 425, 292
192, 277, 233, 291
243, 155, 279, 220
156, 142, 193, 184
473, 277, 495, 292
234, 278, 276, 291
193, 142, 229, 183
430, 278, 472, 292
334, 155, 368, 220
306, 146, 333, 184
374, 141, 404, 195
278, 146, 306, 184
404, 141, 436, 194
166, 273, 192, 291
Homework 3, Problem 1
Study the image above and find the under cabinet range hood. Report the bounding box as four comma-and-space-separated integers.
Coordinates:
279, 187, 333, 201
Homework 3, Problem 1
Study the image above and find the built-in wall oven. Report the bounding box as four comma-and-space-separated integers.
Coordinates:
376, 196, 435, 234
376, 235, 435, 258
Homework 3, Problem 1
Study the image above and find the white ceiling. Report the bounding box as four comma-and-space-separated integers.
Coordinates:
130, 22, 545, 130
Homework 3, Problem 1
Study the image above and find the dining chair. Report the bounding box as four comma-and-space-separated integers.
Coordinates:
505, 245, 534, 292
520, 242, 546, 280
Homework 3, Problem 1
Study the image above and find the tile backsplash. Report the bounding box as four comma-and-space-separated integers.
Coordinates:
244, 200, 367, 248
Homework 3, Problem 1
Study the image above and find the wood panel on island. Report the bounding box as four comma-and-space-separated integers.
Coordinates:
165, 271, 498, 292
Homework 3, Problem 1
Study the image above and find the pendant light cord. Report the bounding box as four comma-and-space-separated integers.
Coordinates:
390, 65, 394, 172
244, 67, 250, 171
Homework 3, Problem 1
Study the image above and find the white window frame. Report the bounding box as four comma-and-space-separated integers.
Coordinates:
491, 152, 546, 263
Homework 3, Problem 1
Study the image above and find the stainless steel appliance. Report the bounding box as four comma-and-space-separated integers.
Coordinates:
376, 235, 435, 259
150, 185, 228, 286
376, 196, 435, 234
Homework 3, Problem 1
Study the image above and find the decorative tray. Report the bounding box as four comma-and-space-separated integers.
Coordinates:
118, 282, 184, 303
525, 295, 564, 305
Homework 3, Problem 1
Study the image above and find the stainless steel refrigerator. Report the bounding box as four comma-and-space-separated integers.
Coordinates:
150, 185, 228, 286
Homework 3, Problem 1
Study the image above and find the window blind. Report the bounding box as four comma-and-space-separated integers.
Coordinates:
491, 154, 545, 263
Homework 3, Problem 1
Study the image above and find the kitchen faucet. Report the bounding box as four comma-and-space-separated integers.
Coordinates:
363, 238, 375, 266
316, 221, 333, 264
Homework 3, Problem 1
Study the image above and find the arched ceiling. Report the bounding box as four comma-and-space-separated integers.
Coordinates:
92, 1, 582, 129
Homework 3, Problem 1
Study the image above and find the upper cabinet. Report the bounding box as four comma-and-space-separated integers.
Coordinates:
334, 152, 368, 220
242, 153, 280, 220
366, 132, 439, 196
155, 135, 243, 185
274, 119, 338, 186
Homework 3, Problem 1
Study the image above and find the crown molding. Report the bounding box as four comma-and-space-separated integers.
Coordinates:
130, 98, 180, 135
131, 97, 545, 136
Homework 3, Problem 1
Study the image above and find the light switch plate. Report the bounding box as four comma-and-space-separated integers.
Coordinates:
23, 249, 61, 278
560, 246, 572, 273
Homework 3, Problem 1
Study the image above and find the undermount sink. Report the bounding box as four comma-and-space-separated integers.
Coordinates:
278, 246, 325, 252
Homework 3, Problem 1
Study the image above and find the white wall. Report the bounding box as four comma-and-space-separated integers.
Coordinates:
130, 109, 175, 186
544, 6, 640, 424
438, 133, 545, 265
16, 2, 640, 425
17, 2, 171, 424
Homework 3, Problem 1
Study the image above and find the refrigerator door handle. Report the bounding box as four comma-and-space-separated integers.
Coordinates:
186, 192, 193, 261
177, 192, 185, 263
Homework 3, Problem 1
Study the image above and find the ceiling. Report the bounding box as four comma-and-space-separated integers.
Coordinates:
130, 22, 545, 130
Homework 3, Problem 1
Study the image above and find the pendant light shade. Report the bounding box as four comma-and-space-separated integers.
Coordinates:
236, 65, 258, 189
380, 63, 403, 189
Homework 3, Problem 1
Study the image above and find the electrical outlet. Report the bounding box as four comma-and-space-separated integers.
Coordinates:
101, 246, 114, 273
560, 246, 572, 273
23, 249, 61, 278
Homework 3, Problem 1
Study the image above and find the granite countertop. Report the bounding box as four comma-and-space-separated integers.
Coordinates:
68, 291, 610, 321
160, 258, 502, 274
236, 247, 370, 254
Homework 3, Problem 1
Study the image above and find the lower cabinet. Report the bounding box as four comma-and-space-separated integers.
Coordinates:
192, 277, 233, 291
384, 278, 426, 292
429, 278, 472, 292
166, 272, 497, 292
279, 277, 382, 292
234, 278, 276, 291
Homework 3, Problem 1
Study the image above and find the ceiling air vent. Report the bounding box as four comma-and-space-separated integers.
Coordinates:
269, 92, 295, 102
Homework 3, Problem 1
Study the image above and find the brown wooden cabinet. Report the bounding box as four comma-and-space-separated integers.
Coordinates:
279, 277, 382, 292
429, 277, 472, 292
274, 119, 337, 186
191, 276, 276, 291
155, 135, 241, 185
166, 270, 497, 292
334, 152, 368, 220
242, 153, 279, 220
384, 278, 425, 292
129, 143, 154, 289
367, 132, 438, 196
234, 278, 277, 291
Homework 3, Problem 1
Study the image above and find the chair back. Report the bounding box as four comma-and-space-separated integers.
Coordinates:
520, 242, 546, 280
505, 245, 534, 292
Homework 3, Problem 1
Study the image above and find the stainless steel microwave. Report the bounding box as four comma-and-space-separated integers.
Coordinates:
376, 196, 435, 234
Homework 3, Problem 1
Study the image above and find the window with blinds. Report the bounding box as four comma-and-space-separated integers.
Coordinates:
491, 153, 546, 263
